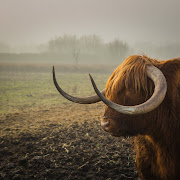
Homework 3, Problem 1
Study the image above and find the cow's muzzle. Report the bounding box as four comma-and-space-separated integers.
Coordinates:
101, 116, 111, 132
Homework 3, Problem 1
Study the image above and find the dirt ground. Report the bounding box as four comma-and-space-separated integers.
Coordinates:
0, 103, 138, 180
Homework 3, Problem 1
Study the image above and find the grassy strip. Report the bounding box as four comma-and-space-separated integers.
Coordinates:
0, 71, 110, 114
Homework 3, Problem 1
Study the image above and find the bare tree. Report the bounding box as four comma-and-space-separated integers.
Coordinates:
72, 46, 80, 65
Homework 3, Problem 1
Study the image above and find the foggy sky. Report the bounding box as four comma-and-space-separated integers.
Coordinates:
0, 0, 180, 46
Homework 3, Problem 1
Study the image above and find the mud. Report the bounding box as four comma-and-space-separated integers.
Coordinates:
0, 104, 138, 179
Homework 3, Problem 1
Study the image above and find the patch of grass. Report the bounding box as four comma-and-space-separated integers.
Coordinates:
0, 71, 110, 114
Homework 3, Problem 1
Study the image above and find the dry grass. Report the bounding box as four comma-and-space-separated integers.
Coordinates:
0, 103, 104, 138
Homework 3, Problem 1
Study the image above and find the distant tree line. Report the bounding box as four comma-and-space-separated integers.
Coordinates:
47, 34, 130, 64
0, 35, 179, 64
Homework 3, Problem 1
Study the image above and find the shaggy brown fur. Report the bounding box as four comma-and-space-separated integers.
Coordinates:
104, 55, 180, 180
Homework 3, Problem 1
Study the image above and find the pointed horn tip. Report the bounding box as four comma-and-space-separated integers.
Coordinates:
89, 74, 92, 79
52, 66, 55, 74
89, 74, 94, 82
89, 74, 98, 91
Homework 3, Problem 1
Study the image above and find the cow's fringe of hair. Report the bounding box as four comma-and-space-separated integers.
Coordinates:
105, 55, 163, 100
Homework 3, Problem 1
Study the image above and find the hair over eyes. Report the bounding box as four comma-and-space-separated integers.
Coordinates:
105, 55, 163, 101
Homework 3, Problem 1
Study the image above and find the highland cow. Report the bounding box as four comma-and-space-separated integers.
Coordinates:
53, 55, 180, 180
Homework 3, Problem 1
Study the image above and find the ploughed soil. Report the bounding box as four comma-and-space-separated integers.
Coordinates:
0, 103, 138, 180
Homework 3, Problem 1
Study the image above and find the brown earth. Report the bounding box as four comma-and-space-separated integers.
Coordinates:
0, 103, 138, 180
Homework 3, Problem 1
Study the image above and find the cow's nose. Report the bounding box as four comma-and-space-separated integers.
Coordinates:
101, 120, 110, 128
101, 117, 110, 131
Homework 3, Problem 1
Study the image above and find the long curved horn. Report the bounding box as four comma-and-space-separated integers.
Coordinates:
52, 66, 105, 104
89, 65, 167, 115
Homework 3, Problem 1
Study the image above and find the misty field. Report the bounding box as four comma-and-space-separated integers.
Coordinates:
0, 63, 138, 179
0, 67, 108, 114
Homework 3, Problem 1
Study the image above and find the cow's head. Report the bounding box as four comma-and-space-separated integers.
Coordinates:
53, 55, 167, 137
